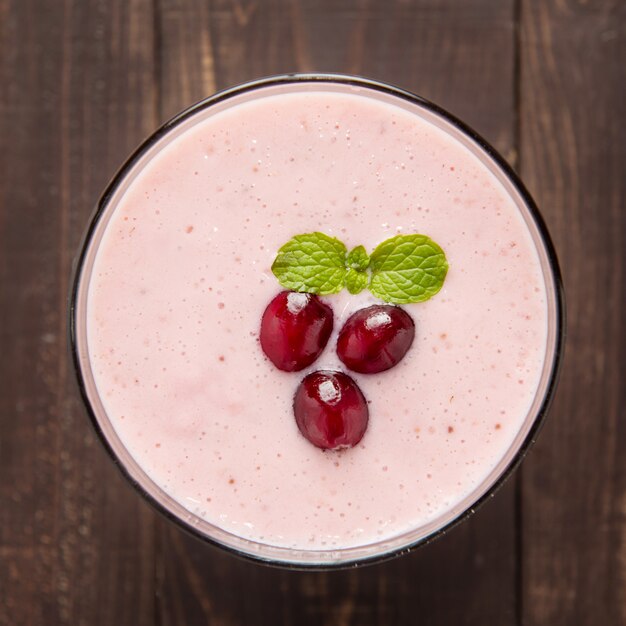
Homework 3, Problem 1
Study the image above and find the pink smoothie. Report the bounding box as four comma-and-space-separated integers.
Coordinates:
84, 84, 549, 552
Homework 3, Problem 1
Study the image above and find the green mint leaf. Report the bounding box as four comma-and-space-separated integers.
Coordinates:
345, 268, 369, 294
369, 234, 448, 304
346, 245, 370, 271
271, 232, 347, 295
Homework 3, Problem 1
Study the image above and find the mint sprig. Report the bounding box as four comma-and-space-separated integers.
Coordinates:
271, 232, 448, 304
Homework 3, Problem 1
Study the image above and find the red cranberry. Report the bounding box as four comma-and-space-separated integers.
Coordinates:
294, 370, 369, 450
337, 305, 415, 374
260, 291, 333, 372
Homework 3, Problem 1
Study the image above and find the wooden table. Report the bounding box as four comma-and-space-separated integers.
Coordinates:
1, 1, 624, 624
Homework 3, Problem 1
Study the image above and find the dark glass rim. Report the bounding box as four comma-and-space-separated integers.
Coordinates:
69, 72, 566, 570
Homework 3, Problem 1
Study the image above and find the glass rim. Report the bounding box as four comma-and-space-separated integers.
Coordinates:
69, 72, 566, 570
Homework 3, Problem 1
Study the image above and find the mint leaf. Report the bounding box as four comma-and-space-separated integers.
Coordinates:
271, 232, 347, 295
345, 269, 369, 294
346, 245, 370, 271
369, 234, 448, 304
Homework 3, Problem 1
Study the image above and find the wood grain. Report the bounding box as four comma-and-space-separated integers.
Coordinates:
0, 1, 158, 624
1, 0, 623, 624
155, 1, 519, 625
519, 1, 626, 625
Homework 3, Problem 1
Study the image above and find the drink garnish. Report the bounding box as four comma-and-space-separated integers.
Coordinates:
271, 232, 448, 304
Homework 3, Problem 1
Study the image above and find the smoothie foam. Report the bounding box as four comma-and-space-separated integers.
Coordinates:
84, 86, 548, 551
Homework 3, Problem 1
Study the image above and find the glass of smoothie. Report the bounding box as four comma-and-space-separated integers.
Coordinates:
70, 74, 564, 568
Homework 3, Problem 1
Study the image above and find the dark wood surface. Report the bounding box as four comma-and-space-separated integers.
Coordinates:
0, 1, 623, 624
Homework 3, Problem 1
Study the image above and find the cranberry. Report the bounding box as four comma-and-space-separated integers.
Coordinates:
294, 370, 369, 450
260, 291, 333, 372
337, 304, 415, 374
